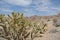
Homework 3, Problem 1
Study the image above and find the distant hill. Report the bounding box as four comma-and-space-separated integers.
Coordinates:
28, 13, 60, 20
26, 13, 60, 27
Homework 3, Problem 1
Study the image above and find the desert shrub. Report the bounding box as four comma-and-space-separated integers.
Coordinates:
0, 12, 47, 40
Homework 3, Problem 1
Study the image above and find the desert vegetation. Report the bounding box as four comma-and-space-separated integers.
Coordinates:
0, 12, 47, 40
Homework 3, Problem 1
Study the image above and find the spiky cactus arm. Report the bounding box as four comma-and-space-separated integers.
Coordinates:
6, 12, 30, 40
0, 14, 11, 40
28, 21, 48, 40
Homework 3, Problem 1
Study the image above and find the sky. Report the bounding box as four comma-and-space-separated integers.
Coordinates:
0, 0, 60, 16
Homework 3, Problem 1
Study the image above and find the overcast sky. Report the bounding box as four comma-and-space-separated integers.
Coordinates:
0, 0, 60, 16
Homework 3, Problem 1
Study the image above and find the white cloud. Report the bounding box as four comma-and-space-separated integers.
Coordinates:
22, 9, 38, 16
50, 7, 60, 11
35, 6, 49, 11
0, 8, 13, 12
33, 0, 60, 13
3, 0, 32, 6
32, 0, 51, 6
32, 0, 51, 11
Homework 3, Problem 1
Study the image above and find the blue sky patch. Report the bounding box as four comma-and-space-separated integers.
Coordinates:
0, 0, 60, 16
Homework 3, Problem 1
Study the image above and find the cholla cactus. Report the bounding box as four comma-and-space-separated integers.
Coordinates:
0, 12, 30, 40
28, 21, 47, 40
0, 12, 48, 40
